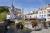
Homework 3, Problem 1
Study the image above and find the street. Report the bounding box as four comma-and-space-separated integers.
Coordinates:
31, 27, 50, 33
6, 27, 50, 33
6, 21, 50, 33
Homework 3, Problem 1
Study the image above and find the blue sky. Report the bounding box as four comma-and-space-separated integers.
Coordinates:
0, 0, 50, 13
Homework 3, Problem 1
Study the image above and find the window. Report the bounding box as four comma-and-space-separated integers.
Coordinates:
44, 15, 46, 17
48, 14, 50, 16
44, 11, 46, 13
42, 15, 43, 16
48, 11, 50, 13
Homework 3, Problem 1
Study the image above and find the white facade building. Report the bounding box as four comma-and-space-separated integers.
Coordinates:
37, 8, 47, 21
25, 4, 50, 22
46, 4, 50, 22
25, 14, 37, 19
6, 14, 10, 19
25, 10, 38, 19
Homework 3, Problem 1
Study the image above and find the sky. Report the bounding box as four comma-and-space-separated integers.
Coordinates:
0, 0, 50, 14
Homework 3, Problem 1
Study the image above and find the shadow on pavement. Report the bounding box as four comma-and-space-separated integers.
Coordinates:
7, 28, 32, 33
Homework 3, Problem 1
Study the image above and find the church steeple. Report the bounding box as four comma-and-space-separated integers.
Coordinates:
11, 0, 14, 11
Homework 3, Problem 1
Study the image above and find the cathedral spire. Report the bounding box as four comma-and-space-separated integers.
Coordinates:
11, 0, 14, 11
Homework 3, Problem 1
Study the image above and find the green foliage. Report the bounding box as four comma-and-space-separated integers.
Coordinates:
0, 12, 7, 21
0, 6, 9, 21
0, 7, 9, 13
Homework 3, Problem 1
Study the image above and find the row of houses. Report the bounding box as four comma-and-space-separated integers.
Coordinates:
25, 4, 50, 22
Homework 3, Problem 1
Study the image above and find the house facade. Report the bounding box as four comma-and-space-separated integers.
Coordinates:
46, 4, 50, 22
25, 4, 50, 22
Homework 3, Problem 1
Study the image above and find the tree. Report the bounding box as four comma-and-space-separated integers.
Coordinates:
31, 19, 38, 28
0, 6, 9, 13
0, 6, 9, 21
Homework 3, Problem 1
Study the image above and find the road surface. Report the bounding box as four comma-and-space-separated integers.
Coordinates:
31, 27, 50, 33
